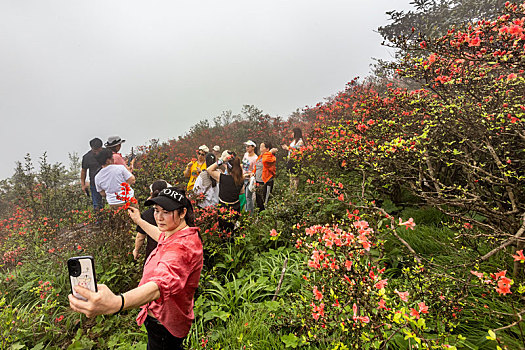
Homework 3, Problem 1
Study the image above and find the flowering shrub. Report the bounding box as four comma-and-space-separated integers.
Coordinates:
293, 2, 525, 262
289, 209, 471, 349
194, 205, 239, 240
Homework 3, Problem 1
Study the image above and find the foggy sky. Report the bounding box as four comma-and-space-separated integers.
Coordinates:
0, 0, 412, 181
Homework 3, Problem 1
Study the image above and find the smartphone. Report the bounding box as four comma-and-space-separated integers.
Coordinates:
68, 256, 97, 301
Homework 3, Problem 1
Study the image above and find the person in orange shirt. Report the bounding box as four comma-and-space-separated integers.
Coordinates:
251, 141, 278, 211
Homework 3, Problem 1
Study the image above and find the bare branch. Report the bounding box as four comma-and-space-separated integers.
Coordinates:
272, 257, 289, 301
479, 213, 525, 262
493, 310, 525, 332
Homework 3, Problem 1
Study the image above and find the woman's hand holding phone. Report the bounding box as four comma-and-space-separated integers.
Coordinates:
69, 284, 122, 318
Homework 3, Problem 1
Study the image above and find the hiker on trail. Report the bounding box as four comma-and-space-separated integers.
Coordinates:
94, 148, 136, 210
133, 180, 171, 262
105, 136, 134, 173
80, 138, 104, 211
206, 151, 244, 232
69, 188, 203, 350
242, 140, 258, 213
252, 142, 277, 211
184, 145, 208, 191
281, 127, 304, 190
193, 153, 219, 209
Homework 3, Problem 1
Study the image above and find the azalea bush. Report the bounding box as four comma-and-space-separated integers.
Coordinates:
0, 199, 143, 348
285, 207, 470, 349
301, 1, 525, 255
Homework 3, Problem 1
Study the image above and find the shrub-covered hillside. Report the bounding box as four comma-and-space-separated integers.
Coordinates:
0, 2, 524, 349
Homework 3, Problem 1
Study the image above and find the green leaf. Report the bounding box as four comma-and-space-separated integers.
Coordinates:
263, 300, 281, 312
203, 310, 231, 323
67, 339, 94, 350
417, 317, 426, 329
281, 333, 300, 348
30, 343, 45, 350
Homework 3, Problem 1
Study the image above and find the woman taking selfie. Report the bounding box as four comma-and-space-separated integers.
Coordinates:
132, 179, 171, 262
69, 188, 203, 350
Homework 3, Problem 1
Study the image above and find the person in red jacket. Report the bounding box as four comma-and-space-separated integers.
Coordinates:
251, 141, 278, 211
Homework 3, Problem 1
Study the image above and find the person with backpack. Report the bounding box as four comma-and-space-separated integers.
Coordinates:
94, 148, 136, 209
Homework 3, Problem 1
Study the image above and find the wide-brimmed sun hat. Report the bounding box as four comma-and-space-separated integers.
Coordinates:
105, 136, 126, 147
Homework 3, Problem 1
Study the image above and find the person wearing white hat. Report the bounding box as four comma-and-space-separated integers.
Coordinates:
212, 145, 221, 159
242, 140, 258, 213
184, 145, 208, 191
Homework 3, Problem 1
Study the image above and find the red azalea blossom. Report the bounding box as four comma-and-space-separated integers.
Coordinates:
470, 270, 484, 279
313, 286, 323, 301
395, 290, 409, 302
468, 36, 481, 46
512, 249, 525, 262
496, 283, 512, 295
311, 302, 325, 320
418, 301, 429, 314
398, 217, 416, 230
374, 279, 388, 289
